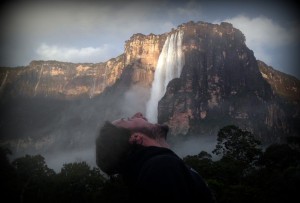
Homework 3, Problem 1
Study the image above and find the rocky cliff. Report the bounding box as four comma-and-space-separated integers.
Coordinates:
124, 33, 167, 86
157, 21, 299, 143
0, 32, 167, 99
0, 21, 299, 154
0, 58, 125, 99
258, 60, 300, 102
0, 31, 167, 154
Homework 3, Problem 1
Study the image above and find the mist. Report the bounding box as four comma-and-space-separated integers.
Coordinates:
4, 83, 154, 172
4, 82, 219, 173
171, 135, 219, 160
120, 84, 151, 118
44, 147, 97, 172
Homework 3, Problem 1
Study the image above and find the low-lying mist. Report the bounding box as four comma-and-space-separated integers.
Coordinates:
171, 135, 218, 159
8, 134, 219, 173
3, 83, 218, 173
44, 134, 218, 172
45, 147, 97, 172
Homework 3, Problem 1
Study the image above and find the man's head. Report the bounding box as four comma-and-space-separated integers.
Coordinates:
96, 121, 131, 175
96, 112, 169, 175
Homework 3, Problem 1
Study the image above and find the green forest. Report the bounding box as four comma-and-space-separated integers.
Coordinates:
1, 125, 299, 203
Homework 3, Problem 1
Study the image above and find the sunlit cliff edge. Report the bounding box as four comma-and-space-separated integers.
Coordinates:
0, 32, 167, 99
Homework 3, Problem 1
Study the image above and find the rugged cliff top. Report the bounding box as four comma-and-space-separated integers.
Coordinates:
258, 60, 300, 102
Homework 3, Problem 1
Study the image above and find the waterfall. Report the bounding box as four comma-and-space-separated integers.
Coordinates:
34, 65, 44, 96
146, 30, 184, 123
89, 78, 96, 99
0, 71, 8, 90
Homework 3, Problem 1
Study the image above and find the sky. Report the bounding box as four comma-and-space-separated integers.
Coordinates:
0, 0, 299, 78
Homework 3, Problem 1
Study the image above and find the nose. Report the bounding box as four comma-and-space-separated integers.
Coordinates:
132, 112, 143, 118
132, 112, 148, 121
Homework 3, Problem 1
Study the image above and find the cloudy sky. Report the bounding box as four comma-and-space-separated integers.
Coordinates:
1, 0, 299, 78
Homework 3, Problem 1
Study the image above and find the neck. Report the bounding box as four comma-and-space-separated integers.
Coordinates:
155, 137, 170, 148
141, 135, 170, 149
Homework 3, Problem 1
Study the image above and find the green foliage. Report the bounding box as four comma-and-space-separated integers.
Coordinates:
12, 154, 55, 178
1, 128, 299, 203
258, 143, 300, 170
0, 147, 19, 203
184, 126, 299, 203
55, 162, 106, 203
183, 151, 214, 178
286, 136, 300, 151
212, 125, 262, 165
97, 175, 129, 202
253, 143, 300, 203
4, 153, 109, 203
11, 154, 56, 203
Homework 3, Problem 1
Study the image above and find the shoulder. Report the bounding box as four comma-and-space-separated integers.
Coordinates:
131, 147, 216, 202
142, 149, 185, 171
137, 150, 191, 185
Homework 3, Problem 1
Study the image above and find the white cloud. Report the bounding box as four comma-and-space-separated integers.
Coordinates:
225, 15, 293, 46
36, 43, 116, 63
217, 15, 296, 64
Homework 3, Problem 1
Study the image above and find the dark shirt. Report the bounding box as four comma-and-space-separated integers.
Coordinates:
120, 145, 215, 202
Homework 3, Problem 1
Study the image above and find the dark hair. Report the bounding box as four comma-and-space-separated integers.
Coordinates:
96, 121, 131, 175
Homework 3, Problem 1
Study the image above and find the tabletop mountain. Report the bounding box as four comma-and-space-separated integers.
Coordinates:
0, 21, 299, 155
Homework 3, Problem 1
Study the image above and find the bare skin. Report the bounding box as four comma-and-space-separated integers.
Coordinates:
112, 112, 170, 148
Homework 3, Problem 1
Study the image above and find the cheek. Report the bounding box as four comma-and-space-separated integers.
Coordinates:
115, 121, 134, 129
135, 119, 153, 128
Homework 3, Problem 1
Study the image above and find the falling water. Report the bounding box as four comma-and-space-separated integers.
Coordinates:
146, 30, 184, 123
0, 71, 8, 91
34, 65, 44, 96
89, 78, 96, 99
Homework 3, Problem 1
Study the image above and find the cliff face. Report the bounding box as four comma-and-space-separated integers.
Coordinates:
124, 33, 167, 86
0, 32, 167, 153
258, 60, 300, 102
157, 21, 299, 143
0, 21, 299, 154
0, 58, 125, 99
0, 33, 167, 99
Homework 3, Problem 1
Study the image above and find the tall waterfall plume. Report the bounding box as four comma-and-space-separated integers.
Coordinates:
146, 30, 184, 123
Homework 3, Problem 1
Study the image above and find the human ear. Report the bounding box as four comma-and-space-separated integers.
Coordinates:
129, 133, 143, 145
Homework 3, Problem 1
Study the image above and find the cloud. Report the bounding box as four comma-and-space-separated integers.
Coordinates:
36, 43, 116, 63
217, 15, 297, 64
2, 0, 188, 66
2, 0, 299, 79
225, 15, 294, 46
